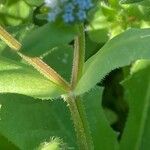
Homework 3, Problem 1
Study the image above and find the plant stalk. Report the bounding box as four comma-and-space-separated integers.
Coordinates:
71, 24, 85, 88
0, 25, 71, 91
67, 24, 93, 150
0, 24, 93, 149
66, 96, 93, 150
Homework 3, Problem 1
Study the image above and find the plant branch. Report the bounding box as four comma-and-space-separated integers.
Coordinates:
0, 24, 93, 149
71, 24, 85, 89
67, 24, 93, 150
0, 26, 21, 51
0, 25, 71, 91
65, 96, 93, 150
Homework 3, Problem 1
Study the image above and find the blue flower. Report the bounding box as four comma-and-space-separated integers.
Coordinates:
73, 0, 93, 9
64, 2, 74, 13
63, 12, 75, 23
76, 10, 86, 21
45, 0, 93, 23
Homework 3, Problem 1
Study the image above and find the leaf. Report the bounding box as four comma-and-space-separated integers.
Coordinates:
24, 0, 44, 6
87, 6, 109, 43
75, 28, 150, 95
0, 24, 36, 61
21, 23, 77, 56
120, 0, 144, 4
120, 60, 150, 150
0, 86, 118, 150
0, 133, 19, 150
43, 45, 73, 82
0, 57, 65, 99
140, 0, 150, 6
83, 87, 119, 149
0, 94, 76, 150
85, 36, 102, 60
0, 0, 32, 26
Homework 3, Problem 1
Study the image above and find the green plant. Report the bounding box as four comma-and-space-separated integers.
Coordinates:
0, 0, 150, 150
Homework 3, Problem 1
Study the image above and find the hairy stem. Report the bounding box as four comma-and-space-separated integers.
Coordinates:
66, 96, 93, 150
71, 24, 85, 88
67, 24, 93, 150
0, 25, 70, 91
0, 26, 21, 51
18, 53, 71, 91
0, 24, 93, 149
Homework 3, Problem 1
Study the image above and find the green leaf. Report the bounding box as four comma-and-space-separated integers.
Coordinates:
83, 87, 119, 149
0, 133, 19, 150
0, 86, 118, 150
0, 0, 32, 26
0, 24, 36, 61
75, 28, 150, 95
24, 0, 44, 6
21, 23, 77, 56
140, 0, 150, 7
0, 57, 65, 99
120, 60, 150, 150
43, 45, 73, 82
0, 94, 76, 150
85, 36, 102, 60
120, 0, 144, 4
87, 7, 109, 43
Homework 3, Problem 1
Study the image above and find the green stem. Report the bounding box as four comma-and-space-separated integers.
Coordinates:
75, 96, 93, 150
71, 24, 85, 88
66, 24, 93, 150
0, 23, 93, 149
66, 96, 93, 150
0, 25, 71, 91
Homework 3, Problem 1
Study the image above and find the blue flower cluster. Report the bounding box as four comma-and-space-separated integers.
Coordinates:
45, 0, 93, 23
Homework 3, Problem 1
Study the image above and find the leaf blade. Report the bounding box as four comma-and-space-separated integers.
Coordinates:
83, 87, 119, 149
0, 57, 65, 99
21, 23, 77, 56
0, 94, 76, 150
120, 60, 150, 150
75, 28, 150, 95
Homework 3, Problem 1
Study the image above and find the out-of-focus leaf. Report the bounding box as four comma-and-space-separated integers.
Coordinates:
140, 0, 150, 6
83, 87, 119, 149
21, 23, 77, 56
0, 133, 19, 150
87, 6, 109, 43
0, 94, 76, 150
120, 60, 150, 150
75, 28, 150, 95
43, 45, 73, 82
120, 0, 144, 4
0, 57, 65, 99
0, 24, 36, 61
24, 0, 43, 6
0, 0, 32, 26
